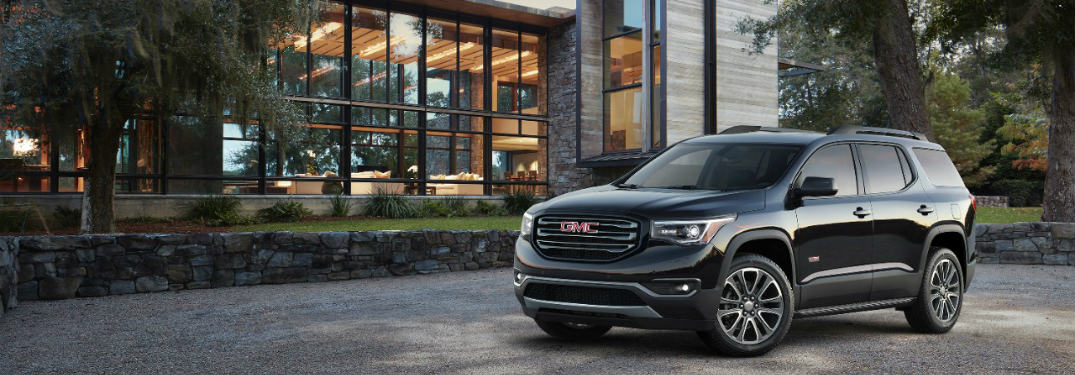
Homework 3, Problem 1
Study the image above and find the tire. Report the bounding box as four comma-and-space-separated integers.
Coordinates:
534, 319, 611, 340
697, 254, 794, 356
905, 247, 963, 333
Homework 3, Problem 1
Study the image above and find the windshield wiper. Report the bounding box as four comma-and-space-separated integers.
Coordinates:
614, 183, 639, 189
652, 185, 702, 190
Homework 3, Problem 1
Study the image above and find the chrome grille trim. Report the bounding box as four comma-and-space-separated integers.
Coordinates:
533, 215, 642, 258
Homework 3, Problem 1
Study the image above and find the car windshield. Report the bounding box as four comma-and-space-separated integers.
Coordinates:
618, 143, 803, 191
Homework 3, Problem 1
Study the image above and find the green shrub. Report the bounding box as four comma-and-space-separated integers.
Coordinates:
52, 206, 81, 229
184, 195, 250, 226
419, 196, 470, 217
364, 189, 419, 218
0, 209, 29, 232
257, 200, 312, 223
472, 200, 507, 216
988, 179, 1043, 207
330, 194, 353, 217
503, 190, 539, 215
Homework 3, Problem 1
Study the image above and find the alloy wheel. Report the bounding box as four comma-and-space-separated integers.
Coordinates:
929, 259, 961, 322
717, 267, 785, 345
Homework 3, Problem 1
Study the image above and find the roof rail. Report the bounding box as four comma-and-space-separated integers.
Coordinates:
828, 126, 926, 140
720, 125, 815, 135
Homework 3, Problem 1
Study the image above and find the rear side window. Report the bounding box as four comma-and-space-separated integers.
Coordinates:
859, 144, 911, 194
913, 148, 964, 187
796, 144, 858, 196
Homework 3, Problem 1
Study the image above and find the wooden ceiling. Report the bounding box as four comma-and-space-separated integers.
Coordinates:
293, 24, 539, 83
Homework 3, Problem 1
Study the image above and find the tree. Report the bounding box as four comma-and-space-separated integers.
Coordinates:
1, 0, 310, 232
930, 0, 1075, 221
774, 7, 890, 131
739, 0, 935, 139
926, 69, 995, 186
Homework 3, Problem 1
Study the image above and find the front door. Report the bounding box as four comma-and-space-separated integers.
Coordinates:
793, 144, 875, 309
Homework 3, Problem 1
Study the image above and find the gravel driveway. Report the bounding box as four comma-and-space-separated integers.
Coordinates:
1, 264, 1072, 374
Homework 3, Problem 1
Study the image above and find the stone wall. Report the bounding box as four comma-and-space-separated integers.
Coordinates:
546, 20, 593, 195
974, 196, 1009, 208
974, 223, 1074, 265
10, 230, 518, 302
1, 236, 17, 315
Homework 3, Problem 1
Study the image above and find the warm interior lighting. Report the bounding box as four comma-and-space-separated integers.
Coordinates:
471, 50, 531, 72
360, 36, 405, 57
353, 71, 388, 87
522, 69, 538, 77
301, 65, 337, 80
426, 42, 476, 63
293, 22, 343, 49
11, 138, 37, 155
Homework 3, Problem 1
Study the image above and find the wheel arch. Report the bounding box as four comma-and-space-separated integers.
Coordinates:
920, 224, 968, 279
721, 229, 796, 288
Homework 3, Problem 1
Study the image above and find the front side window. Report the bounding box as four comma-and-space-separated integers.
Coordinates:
622, 143, 802, 190
796, 144, 858, 196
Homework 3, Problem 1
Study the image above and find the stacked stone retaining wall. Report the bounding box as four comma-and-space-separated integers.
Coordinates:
9, 230, 518, 302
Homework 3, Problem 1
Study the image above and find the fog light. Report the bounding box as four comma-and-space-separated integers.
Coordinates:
642, 279, 700, 295
513, 270, 525, 285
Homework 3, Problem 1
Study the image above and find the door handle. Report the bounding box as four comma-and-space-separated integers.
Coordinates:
853, 207, 872, 218
917, 205, 934, 215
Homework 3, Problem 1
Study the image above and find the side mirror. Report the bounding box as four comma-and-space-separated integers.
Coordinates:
798, 176, 838, 197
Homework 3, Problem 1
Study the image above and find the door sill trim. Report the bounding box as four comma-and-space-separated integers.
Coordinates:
795, 297, 915, 318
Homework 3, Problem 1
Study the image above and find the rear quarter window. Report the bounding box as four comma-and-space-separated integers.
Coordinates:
912, 148, 964, 187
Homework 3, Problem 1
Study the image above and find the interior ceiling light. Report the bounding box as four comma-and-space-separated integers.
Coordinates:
293, 22, 343, 49
360, 36, 405, 57
472, 51, 532, 72
426, 42, 476, 63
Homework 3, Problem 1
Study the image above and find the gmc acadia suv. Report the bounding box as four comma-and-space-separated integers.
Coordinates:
513, 126, 977, 356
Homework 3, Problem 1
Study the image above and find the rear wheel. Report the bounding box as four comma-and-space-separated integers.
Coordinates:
534, 319, 611, 340
905, 247, 963, 333
697, 254, 794, 356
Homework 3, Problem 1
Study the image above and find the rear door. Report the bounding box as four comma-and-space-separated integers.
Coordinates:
793, 144, 875, 309
855, 143, 933, 300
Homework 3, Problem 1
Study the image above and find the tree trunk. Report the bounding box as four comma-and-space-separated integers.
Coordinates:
80, 115, 124, 233
1042, 49, 1075, 222
871, 0, 934, 140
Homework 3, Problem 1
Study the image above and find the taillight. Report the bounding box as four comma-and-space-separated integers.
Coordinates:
970, 194, 977, 211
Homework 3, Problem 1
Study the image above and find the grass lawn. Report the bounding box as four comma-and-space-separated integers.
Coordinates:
231, 216, 522, 233
975, 206, 1042, 224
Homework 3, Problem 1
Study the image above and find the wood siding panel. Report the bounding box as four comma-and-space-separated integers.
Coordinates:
715, 0, 779, 130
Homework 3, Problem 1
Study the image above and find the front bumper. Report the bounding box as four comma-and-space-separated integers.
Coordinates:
514, 274, 719, 331
513, 238, 725, 331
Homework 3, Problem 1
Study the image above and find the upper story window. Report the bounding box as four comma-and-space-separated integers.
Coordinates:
275, 1, 545, 116
603, 0, 661, 153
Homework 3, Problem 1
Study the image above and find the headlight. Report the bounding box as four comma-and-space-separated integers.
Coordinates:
651, 215, 736, 245
520, 212, 535, 239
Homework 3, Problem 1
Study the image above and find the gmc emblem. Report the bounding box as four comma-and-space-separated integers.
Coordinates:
560, 221, 600, 233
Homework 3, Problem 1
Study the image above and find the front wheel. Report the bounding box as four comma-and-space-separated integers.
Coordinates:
534, 319, 611, 340
697, 254, 794, 356
904, 248, 963, 333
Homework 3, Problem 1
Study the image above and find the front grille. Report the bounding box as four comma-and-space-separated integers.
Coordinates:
524, 283, 646, 306
533, 215, 641, 260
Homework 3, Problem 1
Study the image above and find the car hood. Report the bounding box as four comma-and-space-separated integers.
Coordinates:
535, 185, 766, 219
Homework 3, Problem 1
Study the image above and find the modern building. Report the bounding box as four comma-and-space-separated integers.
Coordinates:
1, 0, 783, 213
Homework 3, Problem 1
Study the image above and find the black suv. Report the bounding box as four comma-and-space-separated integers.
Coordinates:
513, 126, 977, 356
